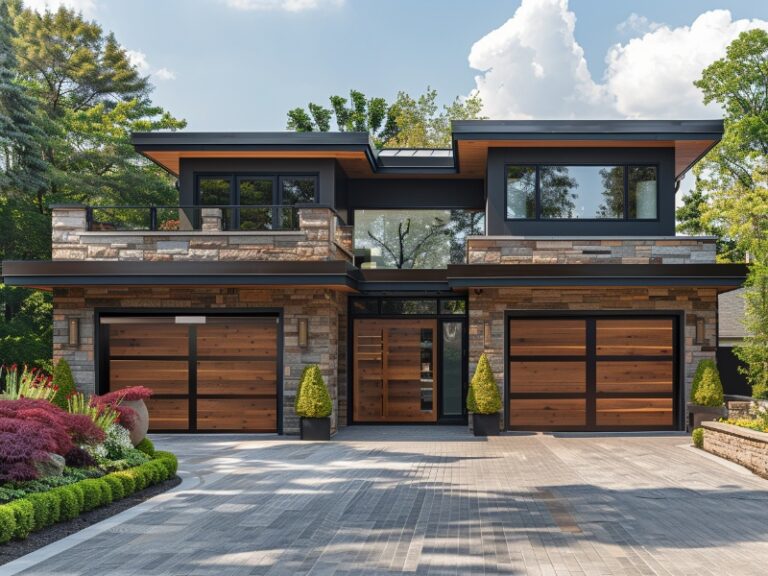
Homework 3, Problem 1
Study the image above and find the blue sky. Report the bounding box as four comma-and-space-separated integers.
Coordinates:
27, 0, 768, 130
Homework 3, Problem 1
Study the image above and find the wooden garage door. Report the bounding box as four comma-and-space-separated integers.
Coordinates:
102, 315, 279, 432
508, 316, 677, 431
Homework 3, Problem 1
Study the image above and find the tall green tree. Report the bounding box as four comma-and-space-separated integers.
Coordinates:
287, 87, 485, 148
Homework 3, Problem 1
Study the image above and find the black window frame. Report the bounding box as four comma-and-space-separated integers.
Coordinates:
503, 163, 659, 223
194, 172, 319, 230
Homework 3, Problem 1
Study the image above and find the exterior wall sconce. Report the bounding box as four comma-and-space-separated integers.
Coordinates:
694, 316, 706, 346
68, 317, 80, 347
483, 321, 492, 349
298, 318, 309, 348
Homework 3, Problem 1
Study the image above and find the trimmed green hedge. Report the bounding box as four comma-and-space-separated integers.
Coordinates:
0, 451, 178, 544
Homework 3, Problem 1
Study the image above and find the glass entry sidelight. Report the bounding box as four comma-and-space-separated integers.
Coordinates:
440, 320, 466, 420
353, 319, 437, 422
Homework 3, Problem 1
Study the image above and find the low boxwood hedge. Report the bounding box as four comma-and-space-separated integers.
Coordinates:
0, 451, 178, 544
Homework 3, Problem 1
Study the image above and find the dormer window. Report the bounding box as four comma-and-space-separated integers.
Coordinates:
505, 164, 657, 221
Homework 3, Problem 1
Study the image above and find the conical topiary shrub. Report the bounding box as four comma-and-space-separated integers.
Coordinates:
295, 365, 332, 418
691, 359, 724, 407
293, 365, 311, 416
51, 358, 77, 410
467, 353, 502, 415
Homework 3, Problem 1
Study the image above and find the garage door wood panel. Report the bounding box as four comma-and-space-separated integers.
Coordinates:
509, 315, 678, 431
596, 361, 673, 394
509, 361, 586, 393
509, 319, 586, 356
103, 315, 279, 433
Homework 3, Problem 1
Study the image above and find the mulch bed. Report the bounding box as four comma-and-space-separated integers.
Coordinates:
0, 475, 182, 565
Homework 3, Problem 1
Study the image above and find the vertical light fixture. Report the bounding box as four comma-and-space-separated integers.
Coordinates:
68, 317, 80, 347
298, 318, 309, 348
695, 316, 706, 346
483, 321, 492, 350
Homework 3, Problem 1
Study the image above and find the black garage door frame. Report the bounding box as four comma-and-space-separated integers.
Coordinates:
504, 310, 685, 432
95, 308, 284, 434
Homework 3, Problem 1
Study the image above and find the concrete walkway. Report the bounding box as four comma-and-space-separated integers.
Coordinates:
6, 427, 768, 575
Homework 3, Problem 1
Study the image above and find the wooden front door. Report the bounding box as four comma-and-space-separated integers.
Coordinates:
102, 315, 279, 432
353, 319, 437, 422
507, 315, 677, 431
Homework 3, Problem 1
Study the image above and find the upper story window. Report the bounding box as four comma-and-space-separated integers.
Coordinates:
196, 173, 318, 230
505, 165, 657, 221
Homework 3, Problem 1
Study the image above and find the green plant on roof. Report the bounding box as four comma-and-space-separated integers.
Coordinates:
690, 359, 724, 407
51, 358, 78, 410
466, 353, 502, 415
295, 365, 332, 418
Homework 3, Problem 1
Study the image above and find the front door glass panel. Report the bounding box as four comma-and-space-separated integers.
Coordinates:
441, 321, 464, 417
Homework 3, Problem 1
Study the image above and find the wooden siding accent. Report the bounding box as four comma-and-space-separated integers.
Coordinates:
197, 320, 278, 358
596, 318, 673, 356
509, 319, 586, 356
353, 319, 437, 423
596, 361, 673, 394
509, 399, 587, 427
509, 361, 586, 393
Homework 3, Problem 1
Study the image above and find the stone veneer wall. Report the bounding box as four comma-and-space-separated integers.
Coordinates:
702, 421, 768, 479
53, 286, 347, 435
467, 237, 716, 264
468, 286, 718, 427
52, 206, 352, 262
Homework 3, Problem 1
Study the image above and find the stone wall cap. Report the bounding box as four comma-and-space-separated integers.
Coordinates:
50, 204, 87, 209
702, 421, 768, 443
467, 235, 718, 241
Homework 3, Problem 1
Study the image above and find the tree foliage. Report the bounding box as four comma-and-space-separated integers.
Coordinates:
287, 87, 485, 148
690, 359, 724, 407
0, 1, 186, 369
467, 354, 501, 415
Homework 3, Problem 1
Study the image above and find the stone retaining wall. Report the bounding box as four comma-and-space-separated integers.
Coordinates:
54, 286, 347, 435
52, 206, 352, 263
467, 236, 716, 264
702, 421, 768, 479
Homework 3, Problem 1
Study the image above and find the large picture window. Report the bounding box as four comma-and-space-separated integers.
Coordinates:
194, 173, 318, 230
505, 164, 657, 221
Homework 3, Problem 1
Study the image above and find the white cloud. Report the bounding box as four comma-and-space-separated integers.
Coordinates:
469, 1, 768, 120
126, 50, 176, 82
616, 13, 662, 35
23, 0, 96, 16
468, 0, 610, 120
605, 10, 768, 118
225, 0, 343, 12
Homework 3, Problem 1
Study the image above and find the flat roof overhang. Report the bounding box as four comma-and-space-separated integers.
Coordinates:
446, 263, 747, 291
1, 260, 360, 291
357, 269, 451, 293
451, 119, 724, 180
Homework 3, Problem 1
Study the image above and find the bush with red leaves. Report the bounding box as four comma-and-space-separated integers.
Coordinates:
0, 399, 106, 481
91, 386, 152, 431
64, 446, 96, 468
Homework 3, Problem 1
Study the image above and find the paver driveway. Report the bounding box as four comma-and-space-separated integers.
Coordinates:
6, 427, 768, 576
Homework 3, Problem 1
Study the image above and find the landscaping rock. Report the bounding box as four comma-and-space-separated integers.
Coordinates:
35, 453, 65, 477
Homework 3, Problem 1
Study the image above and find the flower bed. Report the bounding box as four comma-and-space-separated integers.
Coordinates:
0, 451, 178, 543
701, 421, 768, 479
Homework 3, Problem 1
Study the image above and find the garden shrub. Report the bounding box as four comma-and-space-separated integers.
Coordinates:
69, 483, 85, 511
691, 360, 724, 407
103, 424, 134, 460
53, 486, 80, 521
51, 358, 78, 410
110, 471, 136, 495
154, 451, 178, 476
102, 475, 125, 501
5, 499, 34, 539
294, 365, 332, 418
64, 446, 96, 468
26, 492, 60, 529
692, 427, 704, 449
0, 507, 15, 544
467, 354, 502, 414
136, 437, 155, 457
79, 479, 103, 511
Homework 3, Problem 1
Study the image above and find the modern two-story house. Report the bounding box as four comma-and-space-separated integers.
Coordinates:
1, 120, 747, 434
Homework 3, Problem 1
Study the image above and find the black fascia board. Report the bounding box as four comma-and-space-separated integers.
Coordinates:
1, 260, 361, 289
450, 119, 724, 141
446, 263, 747, 288
356, 269, 450, 292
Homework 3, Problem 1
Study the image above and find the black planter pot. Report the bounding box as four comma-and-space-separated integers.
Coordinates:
472, 413, 500, 437
300, 417, 331, 441
686, 403, 727, 431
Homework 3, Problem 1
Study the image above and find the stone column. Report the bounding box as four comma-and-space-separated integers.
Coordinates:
52, 205, 87, 260
201, 208, 223, 231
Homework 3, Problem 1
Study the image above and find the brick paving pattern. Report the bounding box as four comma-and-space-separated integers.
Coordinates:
14, 427, 768, 575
